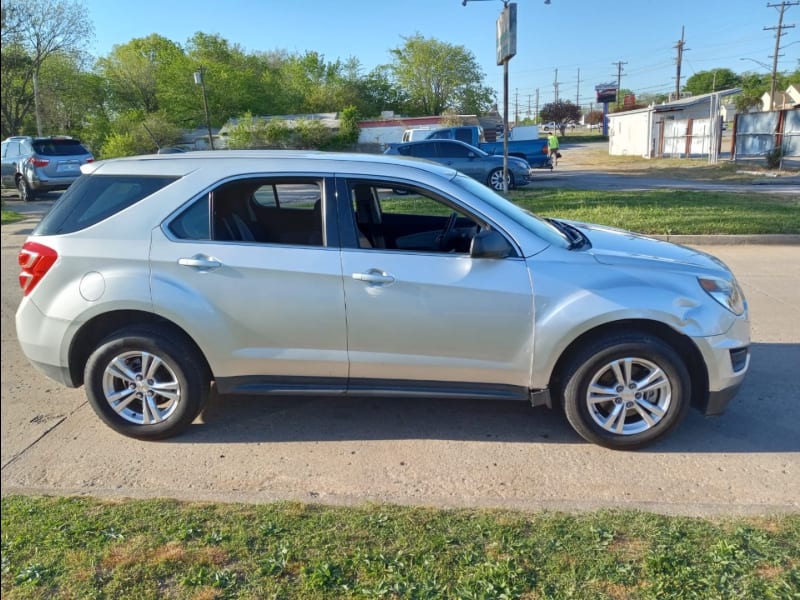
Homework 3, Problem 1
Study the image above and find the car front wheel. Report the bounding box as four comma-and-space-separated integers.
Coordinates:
488, 168, 514, 191
84, 326, 209, 440
560, 332, 691, 450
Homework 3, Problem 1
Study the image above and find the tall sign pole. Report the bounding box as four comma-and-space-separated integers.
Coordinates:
496, 2, 517, 193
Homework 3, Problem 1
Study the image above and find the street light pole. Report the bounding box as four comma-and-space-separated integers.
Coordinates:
194, 67, 215, 150
463, 0, 550, 192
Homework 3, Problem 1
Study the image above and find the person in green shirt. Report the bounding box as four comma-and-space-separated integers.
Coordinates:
547, 131, 560, 167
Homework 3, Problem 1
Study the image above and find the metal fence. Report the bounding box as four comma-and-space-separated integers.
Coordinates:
733, 108, 800, 167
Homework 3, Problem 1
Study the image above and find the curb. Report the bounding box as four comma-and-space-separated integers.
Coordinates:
651, 234, 800, 245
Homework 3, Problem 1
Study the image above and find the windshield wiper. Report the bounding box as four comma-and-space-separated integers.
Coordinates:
546, 218, 590, 250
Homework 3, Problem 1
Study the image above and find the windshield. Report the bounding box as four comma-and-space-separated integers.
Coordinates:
451, 174, 570, 248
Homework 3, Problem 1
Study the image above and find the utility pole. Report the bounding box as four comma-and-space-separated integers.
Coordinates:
515, 88, 520, 125
194, 66, 215, 150
576, 68, 581, 106
612, 61, 627, 109
527, 94, 532, 119
674, 26, 687, 100
765, 1, 798, 110
535, 88, 540, 122
553, 68, 559, 102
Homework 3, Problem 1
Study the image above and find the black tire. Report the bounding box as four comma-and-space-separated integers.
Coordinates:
84, 325, 209, 440
488, 168, 514, 191
560, 332, 690, 450
17, 176, 35, 202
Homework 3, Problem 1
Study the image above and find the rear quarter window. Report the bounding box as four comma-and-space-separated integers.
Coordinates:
35, 175, 179, 235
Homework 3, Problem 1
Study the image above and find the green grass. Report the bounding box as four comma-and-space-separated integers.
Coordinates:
2, 496, 798, 599
510, 189, 800, 235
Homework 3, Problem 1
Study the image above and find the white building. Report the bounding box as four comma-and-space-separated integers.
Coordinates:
606, 89, 741, 159
761, 84, 800, 111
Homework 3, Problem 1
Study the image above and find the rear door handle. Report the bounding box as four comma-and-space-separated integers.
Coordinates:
352, 270, 395, 285
178, 255, 222, 271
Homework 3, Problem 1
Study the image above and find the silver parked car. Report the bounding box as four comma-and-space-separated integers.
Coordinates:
1, 135, 94, 201
15, 151, 750, 449
384, 139, 532, 191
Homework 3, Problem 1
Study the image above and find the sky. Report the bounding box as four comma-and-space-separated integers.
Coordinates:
81, 0, 798, 114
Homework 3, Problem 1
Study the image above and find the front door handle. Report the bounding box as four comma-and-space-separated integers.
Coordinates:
352, 269, 395, 285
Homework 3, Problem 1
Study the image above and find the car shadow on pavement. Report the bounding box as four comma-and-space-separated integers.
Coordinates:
183, 342, 799, 453
193, 393, 579, 445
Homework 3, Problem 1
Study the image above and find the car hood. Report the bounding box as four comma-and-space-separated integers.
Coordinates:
567, 220, 730, 274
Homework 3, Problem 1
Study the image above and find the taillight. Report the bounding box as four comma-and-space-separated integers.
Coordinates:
18, 241, 58, 296
542, 145, 549, 154
86, 158, 94, 163
29, 157, 49, 167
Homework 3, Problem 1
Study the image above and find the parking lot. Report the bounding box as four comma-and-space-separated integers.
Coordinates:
1, 197, 798, 516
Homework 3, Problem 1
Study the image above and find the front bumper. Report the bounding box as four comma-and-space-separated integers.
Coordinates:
691, 315, 750, 416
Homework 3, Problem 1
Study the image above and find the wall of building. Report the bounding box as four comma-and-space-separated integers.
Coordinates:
608, 110, 651, 157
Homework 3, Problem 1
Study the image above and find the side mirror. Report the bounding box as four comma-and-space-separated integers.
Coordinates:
470, 229, 513, 259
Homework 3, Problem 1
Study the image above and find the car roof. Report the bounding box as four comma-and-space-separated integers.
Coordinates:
82, 149, 459, 180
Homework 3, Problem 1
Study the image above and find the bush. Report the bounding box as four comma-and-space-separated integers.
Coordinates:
765, 145, 785, 170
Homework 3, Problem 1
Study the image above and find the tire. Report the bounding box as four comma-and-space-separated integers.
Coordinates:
487, 168, 514, 191
84, 326, 209, 440
560, 332, 690, 450
17, 176, 35, 202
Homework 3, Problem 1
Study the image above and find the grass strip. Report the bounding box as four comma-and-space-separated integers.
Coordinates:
510, 189, 800, 235
2, 496, 798, 599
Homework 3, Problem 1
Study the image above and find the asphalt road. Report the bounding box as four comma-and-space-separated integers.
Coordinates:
1, 201, 798, 516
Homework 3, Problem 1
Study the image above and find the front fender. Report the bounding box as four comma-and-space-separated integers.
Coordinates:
526, 249, 739, 389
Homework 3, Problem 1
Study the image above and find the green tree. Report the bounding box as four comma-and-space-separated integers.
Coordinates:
354, 65, 407, 117
36, 52, 104, 138
539, 100, 582, 135
389, 34, 494, 115
1, 0, 93, 135
735, 72, 771, 111
185, 32, 269, 127
0, 42, 35, 136
96, 35, 187, 116
684, 68, 741, 95
333, 105, 360, 149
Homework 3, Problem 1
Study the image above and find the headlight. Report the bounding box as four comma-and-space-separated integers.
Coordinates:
698, 276, 745, 315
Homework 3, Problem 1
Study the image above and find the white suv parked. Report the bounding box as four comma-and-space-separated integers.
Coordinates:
15, 150, 750, 449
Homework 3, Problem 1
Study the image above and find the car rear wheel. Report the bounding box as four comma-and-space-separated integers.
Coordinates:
84, 326, 209, 440
488, 168, 514, 191
560, 332, 690, 450
17, 176, 35, 202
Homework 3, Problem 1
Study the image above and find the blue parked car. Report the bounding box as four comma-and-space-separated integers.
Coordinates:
385, 139, 532, 191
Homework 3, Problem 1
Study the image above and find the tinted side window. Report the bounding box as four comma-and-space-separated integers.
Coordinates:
408, 143, 438, 158
439, 142, 471, 158
35, 175, 178, 235
455, 128, 474, 143
171, 178, 324, 246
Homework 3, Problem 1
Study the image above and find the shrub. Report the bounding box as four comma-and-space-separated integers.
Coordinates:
765, 145, 785, 170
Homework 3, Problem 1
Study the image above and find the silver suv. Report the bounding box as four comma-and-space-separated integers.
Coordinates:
15, 151, 750, 449
1, 135, 94, 201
